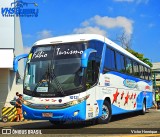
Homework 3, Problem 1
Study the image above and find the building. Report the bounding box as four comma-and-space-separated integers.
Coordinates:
0, 0, 24, 118
152, 62, 160, 91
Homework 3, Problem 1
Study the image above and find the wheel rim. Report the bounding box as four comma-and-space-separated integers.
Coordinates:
100, 104, 109, 120
143, 103, 146, 112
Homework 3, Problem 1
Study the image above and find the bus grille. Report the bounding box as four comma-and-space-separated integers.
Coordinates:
28, 103, 70, 109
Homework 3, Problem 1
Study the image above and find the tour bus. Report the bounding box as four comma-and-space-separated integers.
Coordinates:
18, 34, 153, 124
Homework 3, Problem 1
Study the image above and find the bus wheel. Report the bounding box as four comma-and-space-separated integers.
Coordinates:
49, 120, 65, 125
97, 100, 111, 124
140, 100, 146, 115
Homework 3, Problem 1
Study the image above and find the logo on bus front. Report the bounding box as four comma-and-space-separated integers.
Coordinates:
123, 79, 137, 88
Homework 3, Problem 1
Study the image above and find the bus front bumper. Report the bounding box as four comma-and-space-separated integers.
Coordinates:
22, 101, 86, 121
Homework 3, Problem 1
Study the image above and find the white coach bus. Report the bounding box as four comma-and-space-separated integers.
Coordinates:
15, 34, 152, 125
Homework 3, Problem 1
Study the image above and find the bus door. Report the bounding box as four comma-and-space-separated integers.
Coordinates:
85, 57, 99, 119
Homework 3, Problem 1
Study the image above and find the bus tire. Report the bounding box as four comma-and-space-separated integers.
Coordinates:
140, 100, 146, 115
97, 100, 112, 124
49, 120, 65, 125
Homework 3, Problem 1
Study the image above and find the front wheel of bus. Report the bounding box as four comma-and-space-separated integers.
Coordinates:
97, 100, 112, 124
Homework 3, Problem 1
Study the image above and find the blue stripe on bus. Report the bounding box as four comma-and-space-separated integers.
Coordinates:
111, 105, 139, 115
97, 100, 104, 117
22, 100, 86, 121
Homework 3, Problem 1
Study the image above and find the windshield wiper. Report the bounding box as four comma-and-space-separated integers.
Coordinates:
33, 64, 65, 96
50, 69, 65, 96
33, 63, 51, 92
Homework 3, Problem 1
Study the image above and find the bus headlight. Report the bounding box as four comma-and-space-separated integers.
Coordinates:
23, 100, 32, 106
69, 100, 78, 106
67, 94, 90, 107
23, 95, 33, 100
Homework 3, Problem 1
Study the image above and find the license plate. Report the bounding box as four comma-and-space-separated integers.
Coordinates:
42, 113, 53, 117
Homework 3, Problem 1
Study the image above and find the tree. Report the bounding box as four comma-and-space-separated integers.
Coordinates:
116, 31, 152, 67
126, 49, 153, 67
116, 31, 132, 49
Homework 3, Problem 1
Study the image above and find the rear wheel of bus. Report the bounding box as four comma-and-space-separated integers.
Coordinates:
97, 100, 112, 124
140, 99, 146, 115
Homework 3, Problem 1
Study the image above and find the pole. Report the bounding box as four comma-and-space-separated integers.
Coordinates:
153, 72, 156, 90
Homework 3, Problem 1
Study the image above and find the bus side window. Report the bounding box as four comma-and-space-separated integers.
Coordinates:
104, 47, 116, 73
133, 61, 139, 77
144, 67, 148, 80
94, 40, 103, 79
88, 40, 103, 70
116, 52, 125, 73
86, 59, 97, 86
125, 58, 133, 74
139, 65, 145, 79
87, 40, 103, 85
148, 68, 151, 80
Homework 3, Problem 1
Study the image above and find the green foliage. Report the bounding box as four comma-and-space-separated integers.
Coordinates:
126, 49, 153, 67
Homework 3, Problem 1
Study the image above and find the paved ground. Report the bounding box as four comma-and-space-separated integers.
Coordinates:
0, 109, 160, 135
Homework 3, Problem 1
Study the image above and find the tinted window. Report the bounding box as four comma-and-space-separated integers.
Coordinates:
148, 68, 151, 80
116, 52, 125, 73
139, 65, 145, 79
88, 41, 96, 52
87, 40, 103, 84
104, 47, 116, 71
88, 40, 103, 70
95, 41, 103, 61
133, 61, 139, 77
125, 58, 133, 74
144, 67, 148, 80
87, 56, 96, 84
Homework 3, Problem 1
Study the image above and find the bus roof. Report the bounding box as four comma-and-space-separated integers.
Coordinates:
34, 34, 150, 68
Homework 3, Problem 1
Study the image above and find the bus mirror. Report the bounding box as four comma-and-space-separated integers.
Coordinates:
13, 54, 28, 72
81, 48, 97, 68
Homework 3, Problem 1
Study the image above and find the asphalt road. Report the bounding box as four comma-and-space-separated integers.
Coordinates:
0, 109, 160, 135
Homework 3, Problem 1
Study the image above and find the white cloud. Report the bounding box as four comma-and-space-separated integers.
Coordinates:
37, 29, 53, 39
81, 21, 90, 27
74, 15, 133, 38
73, 26, 107, 36
93, 15, 133, 36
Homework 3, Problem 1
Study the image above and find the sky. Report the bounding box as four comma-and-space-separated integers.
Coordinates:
20, 0, 160, 63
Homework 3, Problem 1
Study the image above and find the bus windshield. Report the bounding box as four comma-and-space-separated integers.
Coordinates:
24, 43, 87, 97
